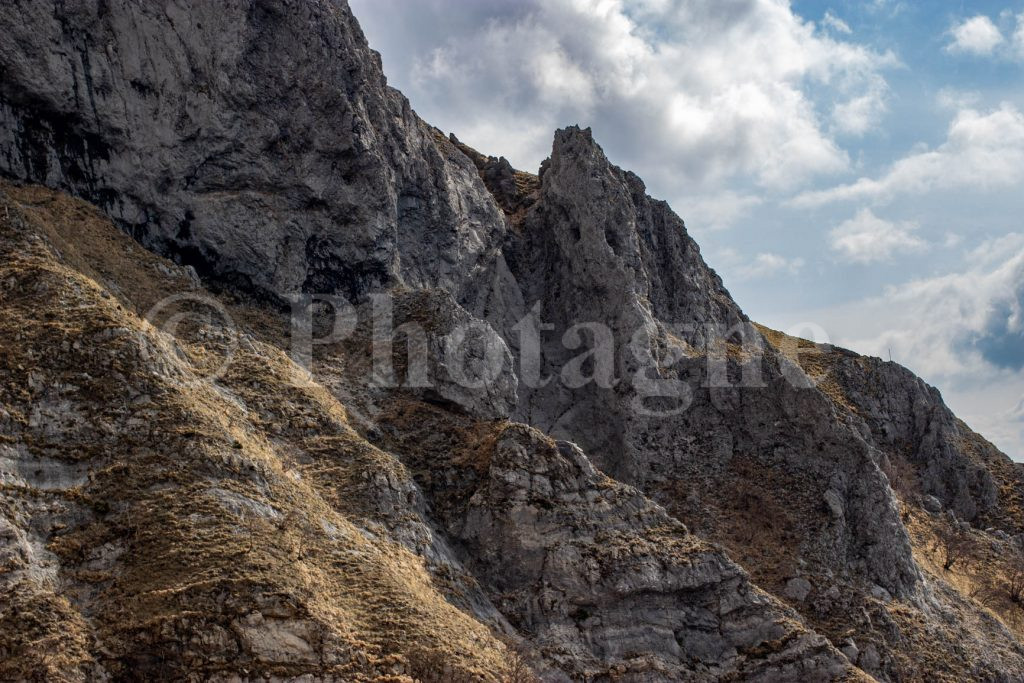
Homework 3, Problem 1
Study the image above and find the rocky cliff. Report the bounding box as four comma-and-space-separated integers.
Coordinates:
0, 0, 504, 305
2, 1, 1024, 681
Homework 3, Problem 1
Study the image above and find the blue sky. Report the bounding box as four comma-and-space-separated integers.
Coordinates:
350, 0, 1024, 458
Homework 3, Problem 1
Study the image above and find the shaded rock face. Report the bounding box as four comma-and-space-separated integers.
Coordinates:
377, 402, 854, 682
493, 127, 921, 606
821, 350, 1001, 523
333, 287, 520, 421
0, 0, 505, 304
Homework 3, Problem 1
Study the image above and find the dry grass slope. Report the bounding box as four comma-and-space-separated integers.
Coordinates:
0, 182, 523, 681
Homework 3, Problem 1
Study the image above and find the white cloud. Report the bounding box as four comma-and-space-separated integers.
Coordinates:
1015, 13, 1024, 59
832, 234, 1024, 379
832, 88, 888, 135
713, 247, 804, 282
822, 11, 851, 35
829, 208, 925, 263
681, 191, 763, 232
792, 104, 1024, 206
772, 235, 1024, 457
735, 252, 805, 281
936, 87, 981, 110
942, 232, 963, 249
946, 15, 1004, 55
352, 0, 896, 191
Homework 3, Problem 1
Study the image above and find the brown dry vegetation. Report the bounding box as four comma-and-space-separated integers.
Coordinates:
4, 181, 1024, 680
904, 505, 1024, 638
755, 323, 863, 417
0, 182, 526, 680
724, 324, 1024, 679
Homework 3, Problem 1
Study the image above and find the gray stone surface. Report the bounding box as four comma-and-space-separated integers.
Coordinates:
785, 577, 813, 602
381, 410, 855, 681
815, 349, 1015, 526
0, 0, 506, 306
490, 126, 922, 608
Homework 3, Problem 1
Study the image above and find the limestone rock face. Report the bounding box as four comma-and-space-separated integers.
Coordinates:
377, 402, 855, 682
0, 184, 523, 681
760, 326, 1024, 532
0, 181, 858, 682
353, 288, 520, 421
815, 348, 1005, 523
494, 127, 921, 602
0, 0, 505, 304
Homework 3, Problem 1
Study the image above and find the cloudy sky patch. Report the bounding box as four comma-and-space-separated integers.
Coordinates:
946, 15, 1005, 55
829, 208, 925, 263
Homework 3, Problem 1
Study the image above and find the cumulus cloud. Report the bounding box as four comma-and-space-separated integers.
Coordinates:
351, 0, 895, 192
936, 87, 981, 110
943, 232, 963, 249
1015, 13, 1024, 59
832, 88, 888, 135
741, 253, 804, 280
680, 191, 763, 232
829, 208, 925, 263
946, 15, 1005, 55
822, 11, 852, 35
785, 235, 1024, 457
792, 103, 1024, 206
958, 237, 1024, 369
718, 250, 804, 281
834, 234, 1024, 379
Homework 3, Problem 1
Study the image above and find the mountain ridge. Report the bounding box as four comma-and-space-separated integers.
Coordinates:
1, 1, 1024, 680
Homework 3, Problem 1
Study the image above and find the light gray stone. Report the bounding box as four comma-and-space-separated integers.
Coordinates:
824, 489, 845, 519
859, 643, 882, 672
784, 577, 813, 602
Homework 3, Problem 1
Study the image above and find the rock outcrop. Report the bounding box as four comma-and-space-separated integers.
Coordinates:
0, 182, 862, 681
378, 401, 856, 681
763, 332, 1023, 529
0, 0, 504, 306
483, 127, 953, 678
0, 184, 523, 681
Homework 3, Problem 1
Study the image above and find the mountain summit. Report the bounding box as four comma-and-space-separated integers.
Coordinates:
2, 1, 1024, 680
